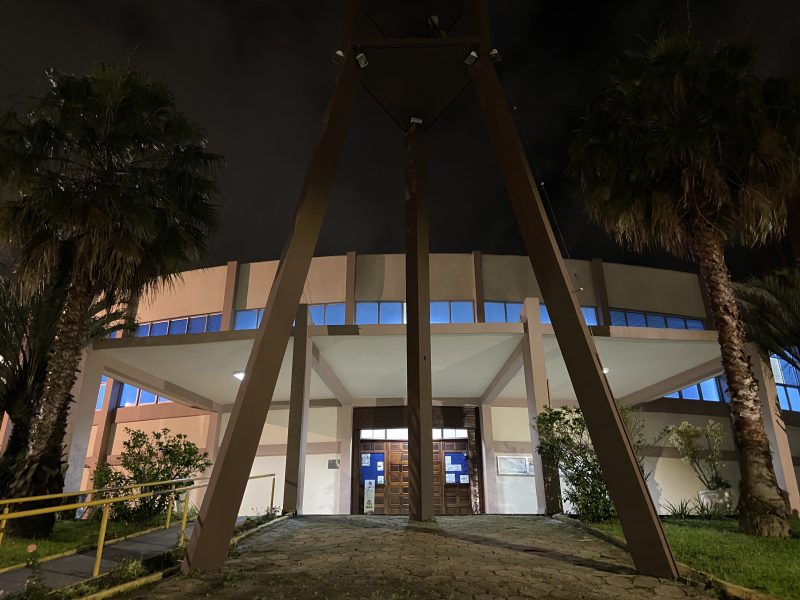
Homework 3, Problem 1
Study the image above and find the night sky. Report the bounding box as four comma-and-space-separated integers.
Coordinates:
1, 1, 798, 274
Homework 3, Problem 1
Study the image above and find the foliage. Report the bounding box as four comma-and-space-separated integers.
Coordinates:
0, 62, 221, 521
593, 518, 800, 600
662, 497, 697, 519
664, 420, 730, 491
736, 261, 800, 374
92, 428, 211, 521
535, 405, 653, 522
571, 32, 799, 258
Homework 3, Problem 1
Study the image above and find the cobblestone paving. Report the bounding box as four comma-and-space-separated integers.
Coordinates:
120, 515, 711, 600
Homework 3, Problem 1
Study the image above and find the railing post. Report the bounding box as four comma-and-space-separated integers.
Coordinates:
0, 506, 9, 547
93, 503, 110, 577
165, 492, 175, 529
270, 477, 275, 513
179, 493, 191, 546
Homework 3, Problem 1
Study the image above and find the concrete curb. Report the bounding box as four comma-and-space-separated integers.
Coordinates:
552, 514, 778, 600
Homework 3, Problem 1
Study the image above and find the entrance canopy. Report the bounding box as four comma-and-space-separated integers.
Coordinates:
93, 323, 722, 412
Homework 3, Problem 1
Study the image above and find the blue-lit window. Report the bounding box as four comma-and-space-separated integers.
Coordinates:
430, 302, 450, 324
325, 303, 345, 325
188, 316, 207, 334
157, 396, 172, 404
135, 323, 151, 337
610, 308, 706, 330
138, 390, 157, 405
150, 321, 168, 336
505, 302, 523, 323
581, 306, 599, 326
484, 301, 506, 323
356, 302, 379, 325
206, 313, 222, 332
771, 355, 800, 412
380, 302, 403, 324
450, 301, 474, 324
96, 376, 108, 411
234, 309, 259, 330
118, 384, 139, 408
539, 305, 551, 324
168, 318, 188, 335
666, 377, 723, 402
309, 305, 325, 326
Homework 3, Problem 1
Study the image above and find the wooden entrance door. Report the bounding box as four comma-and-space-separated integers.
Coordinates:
358, 438, 472, 515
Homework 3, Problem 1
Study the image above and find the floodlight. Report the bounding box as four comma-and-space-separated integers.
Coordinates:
332, 50, 345, 64
356, 53, 369, 69
464, 51, 478, 65
233, 371, 245, 381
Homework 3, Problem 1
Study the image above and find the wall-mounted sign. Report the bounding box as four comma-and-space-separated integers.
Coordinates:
364, 480, 376, 514
497, 455, 535, 476
328, 459, 340, 470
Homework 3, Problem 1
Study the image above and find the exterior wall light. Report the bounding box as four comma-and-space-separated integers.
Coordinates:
233, 371, 245, 381
356, 53, 369, 69
464, 50, 478, 65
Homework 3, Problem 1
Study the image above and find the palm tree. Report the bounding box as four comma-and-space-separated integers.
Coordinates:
571, 33, 799, 537
0, 64, 220, 533
736, 262, 800, 373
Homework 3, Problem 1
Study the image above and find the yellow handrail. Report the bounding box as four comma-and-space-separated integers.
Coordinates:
0, 473, 276, 577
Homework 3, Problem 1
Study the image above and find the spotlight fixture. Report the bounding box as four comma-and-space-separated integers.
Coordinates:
356, 52, 369, 69
233, 371, 245, 381
410, 116, 423, 126
331, 50, 345, 64
602, 367, 610, 374
464, 50, 478, 66
489, 48, 501, 62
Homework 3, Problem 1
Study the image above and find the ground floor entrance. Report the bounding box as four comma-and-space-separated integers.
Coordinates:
351, 406, 483, 515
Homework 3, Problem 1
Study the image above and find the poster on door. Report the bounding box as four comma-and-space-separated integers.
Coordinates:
364, 480, 376, 514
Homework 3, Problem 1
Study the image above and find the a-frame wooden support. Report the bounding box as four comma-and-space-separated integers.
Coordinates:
185, 0, 678, 579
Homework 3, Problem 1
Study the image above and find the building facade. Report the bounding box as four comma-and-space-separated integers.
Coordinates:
21, 252, 798, 517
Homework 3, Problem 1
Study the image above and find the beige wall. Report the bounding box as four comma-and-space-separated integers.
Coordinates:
109, 415, 210, 455
138, 266, 227, 321
604, 262, 706, 317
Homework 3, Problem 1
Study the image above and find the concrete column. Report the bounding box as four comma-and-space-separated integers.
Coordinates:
521, 298, 560, 514
405, 123, 434, 522
221, 260, 240, 331
472, 251, 485, 323
337, 404, 354, 514
194, 412, 222, 509
749, 345, 800, 514
479, 404, 498, 513
590, 259, 611, 326
63, 351, 105, 492
345, 251, 357, 325
283, 305, 312, 515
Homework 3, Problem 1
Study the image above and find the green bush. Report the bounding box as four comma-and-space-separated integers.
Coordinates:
535, 405, 651, 522
92, 428, 211, 522
663, 420, 730, 491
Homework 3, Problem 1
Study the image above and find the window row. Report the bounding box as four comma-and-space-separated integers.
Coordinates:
610, 308, 705, 330
136, 313, 222, 337
484, 301, 599, 327
360, 428, 469, 440
117, 383, 173, 408
771, 356, 800, 412
665, 377, 726, 402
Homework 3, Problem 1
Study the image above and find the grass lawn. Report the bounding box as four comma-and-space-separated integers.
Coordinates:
0, 516, 166, 569
592, 517, 800, 600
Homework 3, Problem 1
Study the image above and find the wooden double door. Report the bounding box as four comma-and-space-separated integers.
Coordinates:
358, 439, 473, 515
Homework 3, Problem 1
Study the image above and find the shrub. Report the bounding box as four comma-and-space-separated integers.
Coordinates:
92, 428, 211, 522
535, 405, 652, 522
663, 420, 730, 491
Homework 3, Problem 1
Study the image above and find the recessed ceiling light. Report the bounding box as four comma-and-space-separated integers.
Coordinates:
602, 367, 610, 374
233, 371, 245, 381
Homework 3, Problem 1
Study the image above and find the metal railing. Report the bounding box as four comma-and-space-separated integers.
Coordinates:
0, 473, 276, 577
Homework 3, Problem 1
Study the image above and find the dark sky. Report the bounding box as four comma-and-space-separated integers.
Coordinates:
1, 1, 798, 273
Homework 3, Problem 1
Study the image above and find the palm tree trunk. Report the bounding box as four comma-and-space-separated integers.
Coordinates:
692, 220, 789, 537
9, 276, 92, 537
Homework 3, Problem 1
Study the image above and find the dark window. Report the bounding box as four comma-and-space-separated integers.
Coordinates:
686, 319, 705, 330
645, 314, 667, 328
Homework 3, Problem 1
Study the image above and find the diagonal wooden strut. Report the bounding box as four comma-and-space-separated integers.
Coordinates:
183, 56, 362, 573
469, 55, 678, 579
404, 123, 434, 522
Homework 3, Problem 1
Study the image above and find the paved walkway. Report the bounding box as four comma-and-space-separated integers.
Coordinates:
120, 516, 711, 600
0, 523, 194, 596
